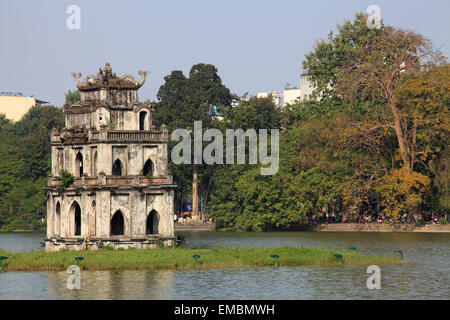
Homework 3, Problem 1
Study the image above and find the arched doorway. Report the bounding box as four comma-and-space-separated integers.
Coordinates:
112, 159, 123, 176
139, 111, 147, 130
143, 159, 153, 176
76, 152, 84, 177
55, 202, 61, 236
146, 210, 159, 235
110, 210, 124, 236
70, 202, 82, 236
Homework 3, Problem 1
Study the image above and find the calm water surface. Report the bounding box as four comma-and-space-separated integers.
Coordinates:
0, 231, 448, 299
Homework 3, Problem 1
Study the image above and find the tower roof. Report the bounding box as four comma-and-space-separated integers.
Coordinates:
71, 62, 149, 91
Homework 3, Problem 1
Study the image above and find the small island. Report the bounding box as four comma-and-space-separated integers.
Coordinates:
0, 246, 402, 271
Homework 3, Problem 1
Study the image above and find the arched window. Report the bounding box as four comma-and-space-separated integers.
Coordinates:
139, 111, 147, 130
55, 202, 61, 236
143, 159, 153, 176
76, 152, 84, 177
146, 210, 159, 235
70, 202, 82, 236
90, 200, 96, 236
92, 150, 97, 176
110, 210, 124, 236
112, 159, 123, 176
57, 150, 63, 174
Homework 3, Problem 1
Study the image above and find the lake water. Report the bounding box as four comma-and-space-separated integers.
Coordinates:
0, 231, 448, 299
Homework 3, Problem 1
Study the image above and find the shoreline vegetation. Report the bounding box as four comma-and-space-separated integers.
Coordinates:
2, 222, 449, 233
0, 247, 402, 272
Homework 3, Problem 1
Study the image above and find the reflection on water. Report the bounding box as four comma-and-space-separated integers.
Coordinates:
0, 270, 175, 300
0, 231, 449, 299
0, 232, 44, 252
47, 269, 175, 300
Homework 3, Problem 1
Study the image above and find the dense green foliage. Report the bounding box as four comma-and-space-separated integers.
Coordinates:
154, 63, 235, 131
0, 106, 64, 231
154, 63, 236, 215
54, 170, 75, 188
159, 13, 449, 231
64, 90, 80, 106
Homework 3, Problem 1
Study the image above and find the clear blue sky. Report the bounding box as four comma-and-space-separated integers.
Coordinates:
1, 0, 449, 106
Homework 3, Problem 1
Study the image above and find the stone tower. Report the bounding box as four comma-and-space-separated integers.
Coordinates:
44, 63, 176, 251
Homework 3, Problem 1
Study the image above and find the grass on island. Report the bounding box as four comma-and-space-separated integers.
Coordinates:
0, 246, 403, 271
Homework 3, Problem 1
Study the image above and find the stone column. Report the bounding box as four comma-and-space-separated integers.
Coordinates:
47, 192, 53, 238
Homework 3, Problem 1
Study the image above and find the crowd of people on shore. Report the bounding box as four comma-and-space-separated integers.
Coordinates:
317, 212, 448, 225
175, 211, 447, 226
176, 215, 212, 224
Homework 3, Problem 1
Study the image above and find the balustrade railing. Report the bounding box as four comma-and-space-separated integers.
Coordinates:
106, 130, 165, 141
48, 175, 170, 187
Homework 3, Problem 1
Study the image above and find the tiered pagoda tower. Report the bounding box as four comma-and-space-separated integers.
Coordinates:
44, 63, 176, 251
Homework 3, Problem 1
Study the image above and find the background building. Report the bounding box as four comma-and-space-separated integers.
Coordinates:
256, 91, 281, 107
0, 92, 48, 121
256, 73, 316, 108
283, 73, 315, 106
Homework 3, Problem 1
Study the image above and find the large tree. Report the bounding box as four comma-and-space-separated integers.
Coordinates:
302, 13, 448, 221
335, 24, 441, 172
154, 63, 234, 219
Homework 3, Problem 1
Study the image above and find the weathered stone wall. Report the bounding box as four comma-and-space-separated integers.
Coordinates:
80, 89, 138, 105
47, 189, 175, 240
52, 142, 167, 178
65, 105, 151, 131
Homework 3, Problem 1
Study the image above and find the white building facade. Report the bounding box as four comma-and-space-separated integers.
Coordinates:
283, 73, 315, 106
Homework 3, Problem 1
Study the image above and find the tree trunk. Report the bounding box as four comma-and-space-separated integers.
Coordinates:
192, 164, 199, 221
408, 206, 419, 224
389, 102, 413, 171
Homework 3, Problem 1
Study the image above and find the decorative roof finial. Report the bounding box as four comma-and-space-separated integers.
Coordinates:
137, 70, 149, 86
71, 72, 82, 86
103, 62, 112, 74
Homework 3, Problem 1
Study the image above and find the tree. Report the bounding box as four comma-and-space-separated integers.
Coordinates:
397, 64, 449, 213
0, 104, 64, 230
303, 13, 372, 103
153, 71, 188, 130
64, 90, 80, 106
375, 168, 430, 222
14, 105, 65, 181
223, 95, 281, 130
396, 63, 449, 172
155, 63, 234, 220
336, 25, 440, 172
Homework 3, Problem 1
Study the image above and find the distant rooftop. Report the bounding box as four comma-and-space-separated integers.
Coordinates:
35, 99, 49, 105
1, 91, 26, 96
0, 92, 49, 105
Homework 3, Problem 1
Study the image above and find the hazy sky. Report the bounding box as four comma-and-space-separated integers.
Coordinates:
1, 0, 449, 106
